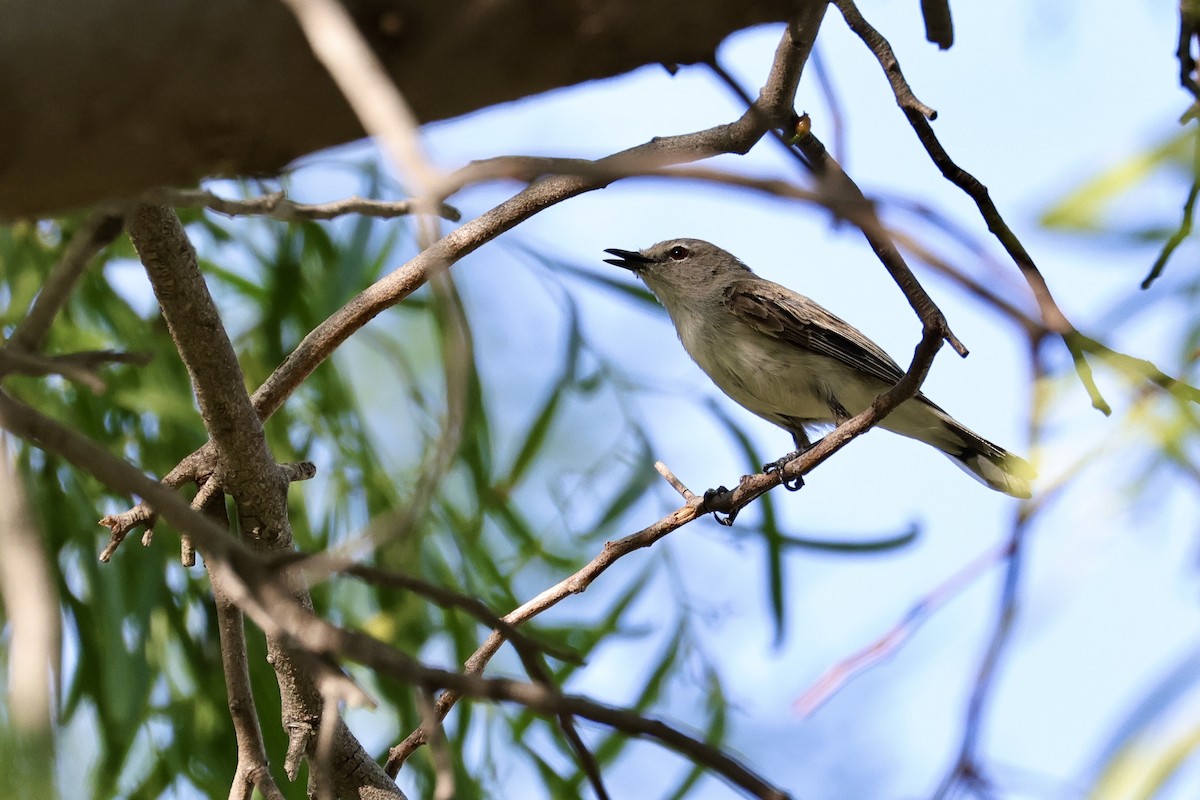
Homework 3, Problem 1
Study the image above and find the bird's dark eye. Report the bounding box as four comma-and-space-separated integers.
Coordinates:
668, 245, 690, 261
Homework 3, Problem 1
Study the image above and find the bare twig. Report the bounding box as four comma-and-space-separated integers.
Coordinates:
655, 459, 698, 501
200, 488, 288, 800
1143, 130, 1200, 289
795, 542, 1008, 717
832, 0, 1114, 413
706, 65, 967, 358
6, 211, 125, 352
0, 349, 150, 392
1143, 177, 1198, 289
832, 0, 938, 119
295, 559, 579, 663
147, 187, 461, 223
788, 128, 968, 356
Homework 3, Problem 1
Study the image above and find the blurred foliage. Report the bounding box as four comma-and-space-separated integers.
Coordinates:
0, 163, 783, 799
1039, 118, 1200, 797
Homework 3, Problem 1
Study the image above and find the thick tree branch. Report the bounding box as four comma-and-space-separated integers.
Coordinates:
124, 205, 403, 799
0, 0, 799, 218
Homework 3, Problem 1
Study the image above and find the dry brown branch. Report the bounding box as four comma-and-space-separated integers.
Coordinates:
832, 0, 937, 119
831, 0, 1117, 414
199, 487, 288, 800
706, 66, 967, 359
0, 349, 150, 392
655, 459, 698, 502
5, 211, 125, 352
147, 187, 461, 223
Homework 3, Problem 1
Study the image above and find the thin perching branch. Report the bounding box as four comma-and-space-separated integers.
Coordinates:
146, 187, 461, 223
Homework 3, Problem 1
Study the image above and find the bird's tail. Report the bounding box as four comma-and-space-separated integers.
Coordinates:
886, 401, 1035, 499
939, 416, 1034, 499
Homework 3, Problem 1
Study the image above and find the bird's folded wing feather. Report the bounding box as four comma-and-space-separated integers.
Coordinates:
723, 280, 913, 390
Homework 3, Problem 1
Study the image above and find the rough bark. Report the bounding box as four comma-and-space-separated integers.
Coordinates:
0, 0, 795, 219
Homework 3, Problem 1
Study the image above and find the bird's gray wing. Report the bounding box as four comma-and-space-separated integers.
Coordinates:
723, 280, 912, 389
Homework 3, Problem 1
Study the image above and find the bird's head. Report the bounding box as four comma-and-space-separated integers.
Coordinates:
603, 238, 751, 310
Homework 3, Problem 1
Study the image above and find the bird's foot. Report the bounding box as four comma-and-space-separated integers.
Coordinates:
764, 449, 807, 491
702, 485, 738, 526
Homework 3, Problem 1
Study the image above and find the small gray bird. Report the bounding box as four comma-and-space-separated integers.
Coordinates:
603, 238, 1034, 498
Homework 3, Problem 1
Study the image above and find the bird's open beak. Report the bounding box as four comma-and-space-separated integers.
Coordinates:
603, 248, 652, 271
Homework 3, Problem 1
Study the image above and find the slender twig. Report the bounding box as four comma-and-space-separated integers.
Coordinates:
832, 0, 938, 119
655, 460, 697, 501
0, 349, 150, 392
294, 559, 579, 664
795, 542, 1008, 717
146, 187, 461, 223
1143, 130, 1200, 289
706, 63, 967, 358
6, 211, 125, 353
832, 0, 1113, 413
1142, 178, 1198, 289
200, 488, 288, 800
789, 129, 968, 356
